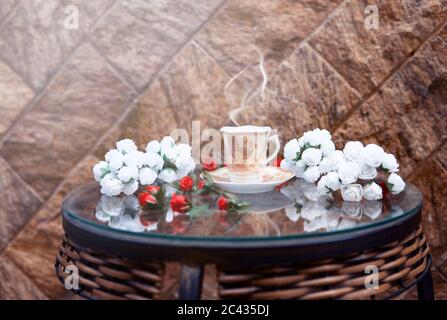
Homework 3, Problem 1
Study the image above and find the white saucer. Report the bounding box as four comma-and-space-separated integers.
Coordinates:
207, 166, 295, 194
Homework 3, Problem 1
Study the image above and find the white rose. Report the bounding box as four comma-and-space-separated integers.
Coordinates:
359, 163, 377, 180
175, 143, 192, 157
382, 153, 399, 172
160, 136, 175, 155
162, 147, 177, 162
362, 201, 382, 220
100, 172, 116, 187
101, 178, 124, 197
343, 141, 364, 161
142, 151, 164, 172
325, 171, 341, 191
117, 166, 139, 183
93, 161, 109, 182
302, 182, 321, 202
105, 149, 125, 172
303, 166, 320, 183
317, 175, 331, 196
362, 144, 385, 168
97, 195, 124, 217
340, 184, 363, 202
175, 153, 195, 171
123, 180, 139, 195
139, 167, 158, 185
146, 140, 160, 153
341, 202, 362, 217
293, 160, 306, 178
280, 159, 294, 172
123, 150, 145, 168
283, 139, 299, 162
319, 129, 332, 142
301, 148, 322, 166
337, 161, 361, 184
319, 150, 345, 173
363, 182, 383, 200
302, 130, 322, 147
158, 168, 177, 183
116, 139, 137, 154
321, 140, 336, 157
95, 210, 111, 222
388, 173, 405, 194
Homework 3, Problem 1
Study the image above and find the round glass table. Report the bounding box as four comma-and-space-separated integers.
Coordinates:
56, 180, 433, 300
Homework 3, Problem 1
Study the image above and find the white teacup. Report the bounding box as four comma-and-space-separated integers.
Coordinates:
220, 126, 280, 182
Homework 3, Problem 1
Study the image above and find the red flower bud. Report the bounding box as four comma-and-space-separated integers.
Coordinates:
145, 185, 160, 195
179, 176, 194, 192
275, 155, 283, 167
138, 192, 157, 207
197, 180, 206, 189
217, 196, 229, 211
203, 158, 217, 171
170, 193, 190, 213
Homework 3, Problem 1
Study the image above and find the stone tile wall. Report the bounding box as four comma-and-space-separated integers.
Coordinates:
0, 0, 446, 299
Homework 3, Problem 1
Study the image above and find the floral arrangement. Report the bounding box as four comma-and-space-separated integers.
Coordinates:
93, 137, 195, 196
281, 129, 406, 202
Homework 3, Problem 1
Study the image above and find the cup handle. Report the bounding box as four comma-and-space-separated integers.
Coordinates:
265, 134, 280, 166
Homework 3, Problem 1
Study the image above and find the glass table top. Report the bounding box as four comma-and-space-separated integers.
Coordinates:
63, 180, 422, 241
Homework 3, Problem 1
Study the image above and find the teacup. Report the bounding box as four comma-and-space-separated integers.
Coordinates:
220, 126, 280, 182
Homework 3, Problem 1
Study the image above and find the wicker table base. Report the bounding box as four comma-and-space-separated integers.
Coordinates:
56, 225, 433, 300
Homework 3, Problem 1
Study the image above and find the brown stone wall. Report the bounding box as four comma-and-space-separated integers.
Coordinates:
0, 0, 446, 299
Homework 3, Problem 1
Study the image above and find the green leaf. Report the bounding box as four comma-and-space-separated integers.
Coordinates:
100, 167, 111, 179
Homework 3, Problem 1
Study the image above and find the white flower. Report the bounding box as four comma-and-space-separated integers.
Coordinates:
283, 139, 299, 162
362, 201, 382, 220
100, 173, 116, 187
382, 153, 399, 172
123, 150, 145, 168
142, 151, 164, 172
139, 167, 158, 185
362, 144, 385, 168
319, 150, 345, 173
359, 163, 377, 180
337, 161, 361, 184
116, 139, 137, 154
175, 153, 196, 179
93, 161, 109, 182
175, 143, 192, 157
101, 178, 124, 197
158, 168, 177, 183
303, 166, 320, 183
95, 210, 111, 222
341, 202, 362, 217
123, 180, 139, 195
105, 149, 125, 172
146, 140, 160, 153
301, 128, 330, 147
325, 171, 341, 191
301, 148, 322, 166
363, 182, 383, 200
280, 159, 294, 172
97, 195, 125, 217
321, 140, 336, 157
317, 175, 331, 195
117, 166, 139, 183
340, 184, 363, 202
302, 182, 321, 202
388, 173, 405, 194
343, 141, 364, 161
160, 136, 175, 155
304, 215, 328, 232
293, 160, 306, 178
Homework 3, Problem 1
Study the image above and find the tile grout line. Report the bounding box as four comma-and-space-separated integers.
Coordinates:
0, 156, 44, 203
0, 0, 121, 150
331, 18, 447, 133
305, 41, 362, 99
86, 0, 231, 155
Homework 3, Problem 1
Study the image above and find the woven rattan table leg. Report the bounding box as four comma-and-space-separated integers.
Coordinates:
417, 257, 434, 300
179, 264, 204, 300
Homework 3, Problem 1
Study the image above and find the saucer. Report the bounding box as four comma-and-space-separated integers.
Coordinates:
206, 166, 295, 194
